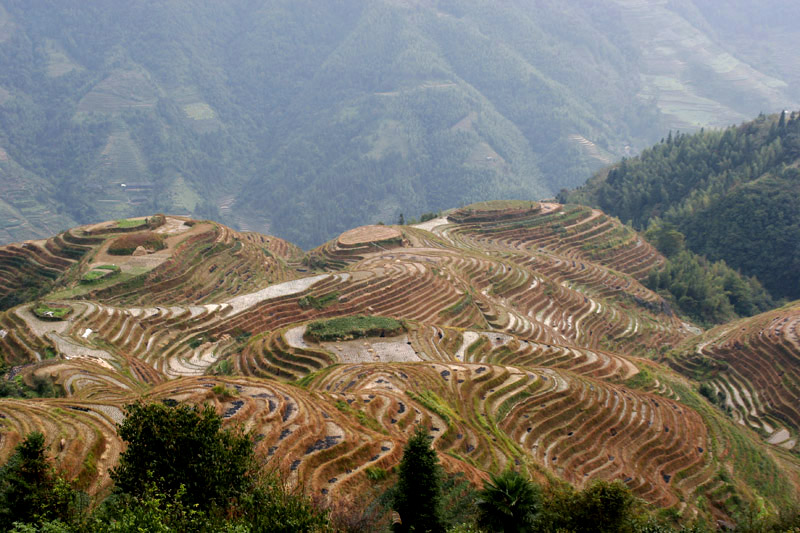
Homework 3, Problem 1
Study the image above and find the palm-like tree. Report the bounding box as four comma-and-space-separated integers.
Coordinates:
477, 470, 541, 533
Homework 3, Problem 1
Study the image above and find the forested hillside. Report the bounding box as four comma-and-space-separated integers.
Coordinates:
566, 111, 800, 301
0, 0, 798, 248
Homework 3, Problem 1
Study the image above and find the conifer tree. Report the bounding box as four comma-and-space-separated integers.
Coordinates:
392, 426, 445, 533
0, 432, 77, 529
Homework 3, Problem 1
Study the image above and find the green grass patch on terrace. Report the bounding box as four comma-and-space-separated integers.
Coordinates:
298, 291, 340, 310
625, 367, 656, 389
305, 315, 403, 342
115, 218, 147, 229
457, 200, 538, 212
440, 292, 473, 317
47, 267, 150, 299
406, 390, 461, 425
80, 264, 121, 283
333, 400, 386, 434
32, 302, 71, 320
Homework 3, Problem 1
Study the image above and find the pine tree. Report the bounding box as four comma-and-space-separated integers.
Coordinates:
0, 432, 77, 529
392, 426, 445, 533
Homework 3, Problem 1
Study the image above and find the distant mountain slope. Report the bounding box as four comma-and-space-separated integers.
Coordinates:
566, 111, 800, 300
0, 0, 798, 248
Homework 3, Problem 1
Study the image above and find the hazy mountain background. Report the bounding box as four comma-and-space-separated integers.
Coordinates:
0, 0, 798, 248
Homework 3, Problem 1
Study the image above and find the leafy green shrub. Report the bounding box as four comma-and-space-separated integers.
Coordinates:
477, 470, 541, 533
211, 384, 237, 400
212, 360, 233, 376
366, 467, 388, 482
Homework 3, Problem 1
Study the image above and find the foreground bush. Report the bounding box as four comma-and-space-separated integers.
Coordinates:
0, 433, 81, 530
2, 402, 331, 532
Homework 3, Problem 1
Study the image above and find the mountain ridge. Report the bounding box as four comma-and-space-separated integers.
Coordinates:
1, 0, 799, 248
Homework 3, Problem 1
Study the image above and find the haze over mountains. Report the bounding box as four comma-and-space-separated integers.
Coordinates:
1, 0, 799, 248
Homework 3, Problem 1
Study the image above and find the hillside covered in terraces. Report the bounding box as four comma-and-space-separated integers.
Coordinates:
0, 202, 798, 526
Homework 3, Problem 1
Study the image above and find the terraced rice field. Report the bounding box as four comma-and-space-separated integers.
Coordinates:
670, 302, 800, 451
0, 202, 798, 520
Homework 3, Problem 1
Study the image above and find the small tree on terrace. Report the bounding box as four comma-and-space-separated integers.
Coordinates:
392, 425, 445, 533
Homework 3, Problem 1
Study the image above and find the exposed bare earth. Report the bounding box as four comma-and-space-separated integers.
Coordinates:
226, 274, 331, 314
321, 334, 422, 364
337, 225, 401, 246
411, 216, 450, 232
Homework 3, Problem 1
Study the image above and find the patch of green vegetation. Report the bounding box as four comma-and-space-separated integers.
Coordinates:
47, 269, 145, 299
625, 367, 655, 389
407, 390, 460, 426
294, 366, 338, 388
466, 336, 488, 358
115, 218, 147, 229
232, 329, 252, 344
0, 370, 62, 399
188, 335, 217, 349
32, 302, 71, 320
81, 264, 121, 283
211, 359, 233, 376
334, 399, 386, 434
441, 292, 473, 317
365, 466, 388, 482
211, 384, 237, 400
184, 102, 216, 120
305, 315, 403, 342
298, 291, 340, 310
495, 390, 533, 421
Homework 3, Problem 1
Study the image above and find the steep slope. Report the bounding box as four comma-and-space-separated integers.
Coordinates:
669, 301, 800, 451
566, 111, 800, 300
0, 1, 799, 247
0, 204, 798, 521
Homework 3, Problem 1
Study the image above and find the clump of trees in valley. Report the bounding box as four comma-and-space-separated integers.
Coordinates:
643, 221, 774, 325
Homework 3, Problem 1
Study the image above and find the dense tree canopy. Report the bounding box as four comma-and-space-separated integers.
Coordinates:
110, 401, 254, 510
567, 112, 800, 301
